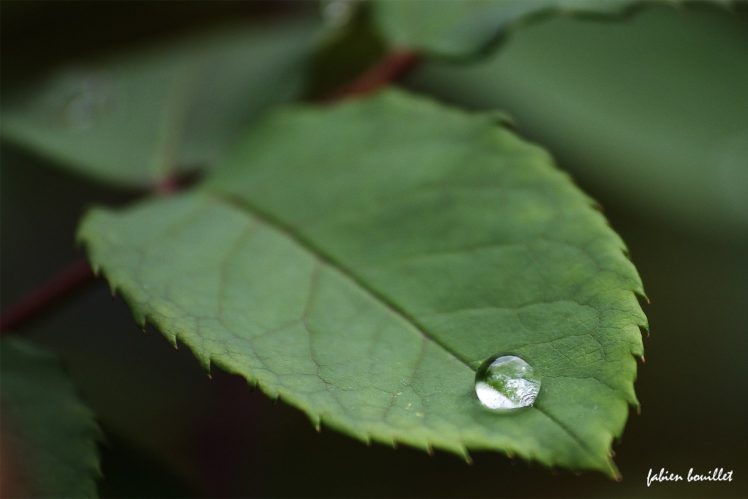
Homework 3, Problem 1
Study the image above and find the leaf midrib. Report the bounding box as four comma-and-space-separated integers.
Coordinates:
210, 189, 476, 370
206, 189, 611, 469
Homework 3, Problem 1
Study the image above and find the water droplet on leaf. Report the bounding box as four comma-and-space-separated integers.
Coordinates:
475, 354, 540, 411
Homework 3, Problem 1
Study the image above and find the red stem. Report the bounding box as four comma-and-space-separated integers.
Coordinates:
0, 259, 94, 333
0, 50, 422, 333
325, 50, 420, 100
155, 174, 179, 195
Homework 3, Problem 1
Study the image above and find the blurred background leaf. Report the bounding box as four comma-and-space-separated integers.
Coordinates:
0, 338, 101, 498
405, 3, 748, 238
1, 15, 319, 188
373, 0, 652, 58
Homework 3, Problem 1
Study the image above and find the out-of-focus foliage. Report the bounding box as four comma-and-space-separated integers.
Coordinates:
307, 1, 387, 98
0, 19, 318, 188
373, 0, 658, 58
0, 338, 101, 498
2, 0, 747, 496
406, 4, 748, 237
79, 90, 645, 476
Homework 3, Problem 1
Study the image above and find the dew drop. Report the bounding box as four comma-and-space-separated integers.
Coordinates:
475, 354, 540, 411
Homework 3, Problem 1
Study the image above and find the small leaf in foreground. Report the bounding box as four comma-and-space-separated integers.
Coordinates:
0, 338, 101, 498
79, 89, 646, 476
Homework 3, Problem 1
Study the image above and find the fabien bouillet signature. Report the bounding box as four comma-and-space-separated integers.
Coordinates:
646, 467, 734, 487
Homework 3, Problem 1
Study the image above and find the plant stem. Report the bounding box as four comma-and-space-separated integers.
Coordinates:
0, 49, 422, 333
326, 50, 420, 100
0, 259, 94, 333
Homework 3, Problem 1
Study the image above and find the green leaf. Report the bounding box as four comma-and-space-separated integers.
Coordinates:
405, 4, 748, 236
0, 338, 101, 498
0, 19, 318, 187
372, 0, 649, 58
78, 90, 646, 476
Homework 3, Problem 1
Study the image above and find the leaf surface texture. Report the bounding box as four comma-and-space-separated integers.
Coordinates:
79, 90, 646, 475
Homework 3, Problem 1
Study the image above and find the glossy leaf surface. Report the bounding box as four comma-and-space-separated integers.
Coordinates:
79, 90, 646, 475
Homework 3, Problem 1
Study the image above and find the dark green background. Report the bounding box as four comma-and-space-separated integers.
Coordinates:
2, 1, 746, 497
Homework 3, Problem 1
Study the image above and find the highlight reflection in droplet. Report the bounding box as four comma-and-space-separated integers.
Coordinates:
475, 354, 540, 412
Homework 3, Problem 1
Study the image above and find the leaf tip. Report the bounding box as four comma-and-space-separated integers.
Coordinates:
135, 315, 148, 331
604, 456, 622, 482
306, 413, 322, 432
